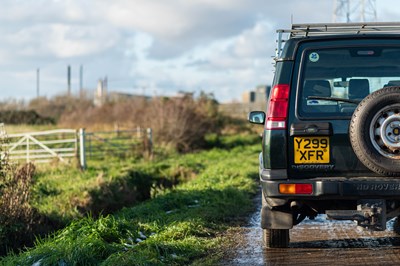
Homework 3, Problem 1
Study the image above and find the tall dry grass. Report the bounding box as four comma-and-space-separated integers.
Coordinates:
0, 149, 42, 254
58, 94, 222, 152
0, 92, 224, 152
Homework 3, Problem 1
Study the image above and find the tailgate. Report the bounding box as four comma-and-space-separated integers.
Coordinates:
287, 120, 372, 178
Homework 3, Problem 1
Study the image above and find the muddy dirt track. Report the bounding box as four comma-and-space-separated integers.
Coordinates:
222, 193, 400, 266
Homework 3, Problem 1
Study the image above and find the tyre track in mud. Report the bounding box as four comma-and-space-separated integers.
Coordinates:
222, 191, 400, 266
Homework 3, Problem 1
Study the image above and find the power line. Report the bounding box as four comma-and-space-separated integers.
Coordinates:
80, 64, 83, 97
36, 68, 40, 98
67, 65, 71, 96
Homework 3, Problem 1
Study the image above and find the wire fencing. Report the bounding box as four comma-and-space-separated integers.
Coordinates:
2, 127, 153, 169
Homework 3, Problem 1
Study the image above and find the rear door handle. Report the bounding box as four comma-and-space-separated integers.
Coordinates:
290, 122, 332, 136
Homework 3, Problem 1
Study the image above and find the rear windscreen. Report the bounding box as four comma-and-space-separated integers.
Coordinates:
298, 46, 400, 118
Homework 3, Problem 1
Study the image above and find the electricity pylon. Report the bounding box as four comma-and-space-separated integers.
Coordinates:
333, 0, 377, 22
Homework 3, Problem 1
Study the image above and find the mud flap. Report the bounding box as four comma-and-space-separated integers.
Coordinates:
261, 205, 293, 229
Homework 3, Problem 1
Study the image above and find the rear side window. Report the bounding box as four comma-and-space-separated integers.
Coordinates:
298, 46, 400, 118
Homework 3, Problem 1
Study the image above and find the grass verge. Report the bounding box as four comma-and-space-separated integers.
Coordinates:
1, 135, 260, 265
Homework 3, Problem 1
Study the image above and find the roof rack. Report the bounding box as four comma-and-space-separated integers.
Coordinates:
275, 22, 400, 59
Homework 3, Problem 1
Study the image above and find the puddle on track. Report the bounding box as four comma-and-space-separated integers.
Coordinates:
224, 191, 400, 266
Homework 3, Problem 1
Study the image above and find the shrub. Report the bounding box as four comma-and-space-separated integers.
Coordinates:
0, 130, 46, 255
58, 93, 224, 152
0, 110, 54, 125
0, 162, 40, 255
0, 163, 36, 223
144, 94, 221, 152
58, 99, 147, 129
28, 95, 93, 122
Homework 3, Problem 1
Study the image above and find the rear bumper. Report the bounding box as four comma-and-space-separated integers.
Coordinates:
261, 177, 400, 198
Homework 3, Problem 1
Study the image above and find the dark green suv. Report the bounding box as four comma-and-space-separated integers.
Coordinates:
249, 22, 400, 248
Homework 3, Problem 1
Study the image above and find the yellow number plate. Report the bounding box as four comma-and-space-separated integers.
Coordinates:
294, 137, 330, 164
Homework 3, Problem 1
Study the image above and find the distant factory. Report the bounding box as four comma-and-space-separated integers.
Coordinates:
241, 85, 271, 103
219, 85, 271, 118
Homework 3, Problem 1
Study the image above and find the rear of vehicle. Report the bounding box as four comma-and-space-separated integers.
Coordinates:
249, 23, 400, 248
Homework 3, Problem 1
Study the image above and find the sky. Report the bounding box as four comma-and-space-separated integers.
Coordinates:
0, 0, 398, 103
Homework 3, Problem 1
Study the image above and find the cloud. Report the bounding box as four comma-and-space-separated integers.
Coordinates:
93, 0, 337, 60
98, 0, 261, 59
125, 19, 276, 101
6, 24, 119, 59
0, 0, 332, 63
0, 0, 395, 102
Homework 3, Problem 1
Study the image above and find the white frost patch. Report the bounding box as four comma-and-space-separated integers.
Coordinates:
188, 199, 200, 208
58, 260, 67, 266
124, 243, 135, 248
139, 231, 147, 239
31, 259, 42, 266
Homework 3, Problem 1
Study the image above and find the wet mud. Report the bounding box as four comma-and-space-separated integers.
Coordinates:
223, 193, 400, 266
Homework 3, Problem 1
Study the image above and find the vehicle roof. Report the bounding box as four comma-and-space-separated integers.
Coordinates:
276, 22, 400, 60
280, 34, 400, 60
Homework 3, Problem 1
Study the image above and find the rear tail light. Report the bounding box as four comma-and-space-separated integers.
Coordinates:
279, 183, 313, 195
266, 84, 290, 130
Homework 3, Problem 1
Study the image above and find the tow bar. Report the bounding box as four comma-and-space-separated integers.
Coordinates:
326, 199, 386, 231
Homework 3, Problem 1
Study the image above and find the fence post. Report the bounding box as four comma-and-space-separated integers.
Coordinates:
26, 137, 30, 163
79, 128, 86, 170
147, 128, 153, 159
114, 123, 120, 137
74, 129, 79, 159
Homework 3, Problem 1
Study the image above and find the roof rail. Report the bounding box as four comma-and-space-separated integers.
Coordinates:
275, 22, 400, 59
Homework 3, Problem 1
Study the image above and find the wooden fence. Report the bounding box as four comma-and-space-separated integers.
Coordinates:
2, 127, 152, 169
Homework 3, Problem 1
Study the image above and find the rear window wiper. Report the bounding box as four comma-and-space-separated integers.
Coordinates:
307, 96, 360, 105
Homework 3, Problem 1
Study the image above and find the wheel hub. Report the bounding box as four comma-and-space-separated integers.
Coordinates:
393, 127, 400, 136
380, 114, 400, 149
370, 104, 400, 158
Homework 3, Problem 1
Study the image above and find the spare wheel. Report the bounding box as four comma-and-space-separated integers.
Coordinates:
350, 86, 400, 176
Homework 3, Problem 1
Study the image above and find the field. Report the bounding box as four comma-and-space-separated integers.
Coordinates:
1, 133, 261, 265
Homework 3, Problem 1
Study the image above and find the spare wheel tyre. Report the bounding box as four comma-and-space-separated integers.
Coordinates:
350, 86, 400, 176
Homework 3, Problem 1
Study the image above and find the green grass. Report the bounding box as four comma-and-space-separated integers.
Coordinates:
1, 134, 260, 265
31, 149, 212, 222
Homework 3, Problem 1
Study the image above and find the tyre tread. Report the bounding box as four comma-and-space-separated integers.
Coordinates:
263, 229, 289, 248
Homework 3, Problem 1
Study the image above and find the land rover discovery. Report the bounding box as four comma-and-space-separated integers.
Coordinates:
249, 22, 400, 248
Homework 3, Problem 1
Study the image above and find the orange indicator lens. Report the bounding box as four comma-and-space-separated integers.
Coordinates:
279, 184, 313, 194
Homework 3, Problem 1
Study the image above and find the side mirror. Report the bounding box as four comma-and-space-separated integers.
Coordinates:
248, 111, 266, 125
